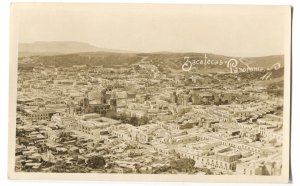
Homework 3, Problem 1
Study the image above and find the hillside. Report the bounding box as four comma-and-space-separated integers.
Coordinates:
18, 51, 284, 72
17, 42, 285, 80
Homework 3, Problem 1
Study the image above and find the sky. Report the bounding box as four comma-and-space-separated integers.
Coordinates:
14, 4, 291, 57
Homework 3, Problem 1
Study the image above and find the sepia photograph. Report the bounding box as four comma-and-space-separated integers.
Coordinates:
8, 3, 291, 183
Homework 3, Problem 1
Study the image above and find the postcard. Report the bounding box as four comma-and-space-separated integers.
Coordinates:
8, 3, 292, 183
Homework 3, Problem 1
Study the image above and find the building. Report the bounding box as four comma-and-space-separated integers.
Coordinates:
24, 108, 56, 121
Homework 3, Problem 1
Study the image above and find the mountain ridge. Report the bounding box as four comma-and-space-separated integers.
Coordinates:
19, 41, 135, 56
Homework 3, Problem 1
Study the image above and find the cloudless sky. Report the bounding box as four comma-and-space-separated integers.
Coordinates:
14, 4, 290, 57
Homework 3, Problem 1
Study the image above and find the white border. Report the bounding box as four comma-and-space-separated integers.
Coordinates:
0, 1, 298, 186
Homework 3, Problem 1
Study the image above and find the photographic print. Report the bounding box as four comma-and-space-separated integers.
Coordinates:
8, 3, 292, 183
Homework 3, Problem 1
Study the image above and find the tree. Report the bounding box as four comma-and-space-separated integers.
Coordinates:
19, 137, 30, 146
119, 113, 128, 123
134, 65, 141, 71
16, 129, 25, 137
129, 116, 139, 126
170, 158, 195, 172
140, 115, 149, 125
105, 111, 118, 119
145, 94, 151, 101
87, 156, 106, 169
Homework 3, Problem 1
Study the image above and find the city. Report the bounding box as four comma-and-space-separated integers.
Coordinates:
15, 50, 284, 175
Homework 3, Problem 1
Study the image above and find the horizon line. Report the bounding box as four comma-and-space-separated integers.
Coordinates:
18, 41, 285, 58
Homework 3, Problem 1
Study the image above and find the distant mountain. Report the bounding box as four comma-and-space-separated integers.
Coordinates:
18, 41, 133, 56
